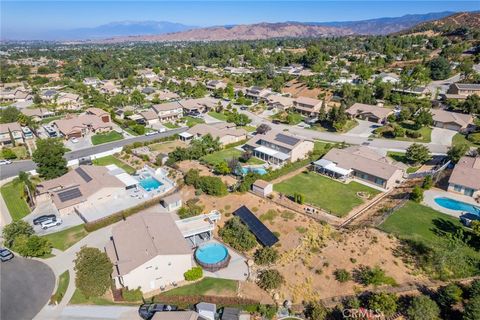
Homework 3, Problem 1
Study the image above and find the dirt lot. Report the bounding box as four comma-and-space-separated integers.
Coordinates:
149, 140, 187, 153
282, 80, 329, 99
176, 160, 238, 186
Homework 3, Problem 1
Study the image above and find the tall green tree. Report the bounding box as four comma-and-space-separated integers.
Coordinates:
405, 143, 432, 165
32, 139, 68, 179
406, 295, 440, 320
74, 247, 113, 298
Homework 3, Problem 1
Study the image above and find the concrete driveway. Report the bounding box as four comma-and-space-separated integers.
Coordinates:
344, 120, 381, 138
64, 135, 93, 151
431, 127, 457, 146
1, 256, 55, 320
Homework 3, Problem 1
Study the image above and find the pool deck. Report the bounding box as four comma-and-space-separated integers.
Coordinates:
423, 188, 480, 218
201, 239, 249, 281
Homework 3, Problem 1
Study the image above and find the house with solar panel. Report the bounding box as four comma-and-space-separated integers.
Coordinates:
243, 130, 314, 166
36, 165, 135, 217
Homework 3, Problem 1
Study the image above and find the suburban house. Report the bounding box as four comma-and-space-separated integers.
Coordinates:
184, 123, 247, 146
0, 88, 32, 102
431, 109, 474, 132
206, 80, 227, 91
140, 109, 160, 125
0, 122, 24, 146
86, 107, 111, 123
152, 102, 184, 123
448, 156, 480, 198
244, 130, 314, 166
21, 108, 55, 122
266, 95, 294, 111
346, 103, 393, 124
52, 113, 113, 139
57, 92, 82, 110
245, 86, 271, 102
376, 72, 400, 84
160, 193, 182, 211
100, 81, 122, 95
83, 77, 101, 86
392, 86, 430, 97
446, 83, 480, 99
313, 146, 405, 190
179, 97, 225, 114
36, 166, 127, 215
106, 211, 192, 293
293, 96, 323, 117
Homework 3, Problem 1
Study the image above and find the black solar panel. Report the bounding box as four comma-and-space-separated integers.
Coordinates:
275, 133, 300, 146
233, 205, 279, 247
57, 187, 83, 202
75, 167, 92, 182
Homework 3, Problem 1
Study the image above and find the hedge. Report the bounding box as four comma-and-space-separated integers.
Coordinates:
184, 267, 203, 281
84, 195, 165, 232
122, 287, 143, 302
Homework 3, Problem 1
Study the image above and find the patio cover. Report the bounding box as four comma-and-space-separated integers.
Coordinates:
314, 159, 352, 176
254, 146, 289, 160
179, 132, 193, 138
115, 173, 139, 188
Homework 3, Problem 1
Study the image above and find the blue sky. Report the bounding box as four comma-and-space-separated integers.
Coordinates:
2, 1, 479, 39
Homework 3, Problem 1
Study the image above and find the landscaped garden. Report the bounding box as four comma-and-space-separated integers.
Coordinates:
182, 116, 205, 127
201, 148, 264, 167
92, 155, 136, 174
274, 171, 380, 217
0, 180, 30, 221
91, 131, 124, 145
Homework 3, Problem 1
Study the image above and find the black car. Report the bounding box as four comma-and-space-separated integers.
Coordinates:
33, 214, 57, 225
0, 248, 14, 262
139, 303, 178, 320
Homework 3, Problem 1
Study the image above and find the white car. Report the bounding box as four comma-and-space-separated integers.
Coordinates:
71, 137, 79, 143
145, 131, 158, 136
40, 218, 63, 230
0, 160, 12, 165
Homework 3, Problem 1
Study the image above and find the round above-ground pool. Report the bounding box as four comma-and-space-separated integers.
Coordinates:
195, 243, 231, 272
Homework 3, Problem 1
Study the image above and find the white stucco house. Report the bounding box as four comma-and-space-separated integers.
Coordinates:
106, 211, 193, 293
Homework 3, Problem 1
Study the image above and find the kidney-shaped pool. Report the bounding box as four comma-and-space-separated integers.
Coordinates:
434, 197, 480, 215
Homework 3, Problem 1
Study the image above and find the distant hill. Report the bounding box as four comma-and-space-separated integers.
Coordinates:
94, 22, 354, 43
399, 12, 480, 34
52, 21, 197, 40
307, 11, 455, 35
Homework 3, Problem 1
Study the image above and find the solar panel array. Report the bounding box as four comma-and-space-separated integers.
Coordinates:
58, 187, 83, 202
275, 133, 300, 146
75, 167, 92, 182
233, 205, 279, 247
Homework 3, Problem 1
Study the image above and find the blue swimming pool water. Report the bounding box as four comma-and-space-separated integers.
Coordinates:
139, 177, 163, 191
240, 167, 267, 175
195, 243, 229, 264
434, 197, 480, 215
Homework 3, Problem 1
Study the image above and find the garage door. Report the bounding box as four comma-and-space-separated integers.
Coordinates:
446, 124, 460, 131
367, 117, 379, 123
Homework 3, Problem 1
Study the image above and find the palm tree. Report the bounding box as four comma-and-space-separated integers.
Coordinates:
17, 171, 35, 207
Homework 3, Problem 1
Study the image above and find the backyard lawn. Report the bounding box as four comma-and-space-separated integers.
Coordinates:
161, 277, 237, 297
92, 155, 135, 174
208, 111, 228, 121
91, 131, 124, 145
201, 148, 264, 167
0, 180, 30, 221
274, 171, 380, 217
70, 289, 116, 305
183, 116, 205, 128
41, 225, 89, 251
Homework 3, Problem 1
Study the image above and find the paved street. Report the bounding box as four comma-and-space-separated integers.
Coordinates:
0, 127, 187, 180
1, 256, 55, 320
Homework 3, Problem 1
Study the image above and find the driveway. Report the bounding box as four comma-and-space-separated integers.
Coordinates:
343, 120, 381, 138
431, 127, 457, 146
64, 136, 93, 151
1, 256, 55, 320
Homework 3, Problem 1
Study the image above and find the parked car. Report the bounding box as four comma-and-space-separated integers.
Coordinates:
240, 106, 248, 110
139, 304, 178, 320
0, 248, 14, 262
145, 131, 157, 136
33, 214, 57, 226
0, 160, 12, 165
71, 137, 79, 143
40, 218, 63, 230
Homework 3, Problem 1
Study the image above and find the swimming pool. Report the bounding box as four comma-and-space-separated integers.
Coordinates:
434, 197, 480, 215
239, 167, 268, 175
139, 176, 163, 191
195, 243, 230, 271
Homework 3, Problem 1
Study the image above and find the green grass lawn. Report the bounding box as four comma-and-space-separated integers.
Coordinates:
452, 133, 478, 147
92, 155, 135, 174
394, 124, 432, 143
70, 288, 116, 305
386, 151, 420, 174
41, 225, 89, 251
162, 277, 237, 296
208, 111, 228, 121
0, 146, 29, 160
39, 115, 63, 124
201, 148, 264, 167
274, 171, 380, 217
91, 131, 124, 145
50, 270, 70, 304
183, 116, 205, 128
0, 180, 30, 221
164, 122, 180, 129
239, 125, 257, 132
